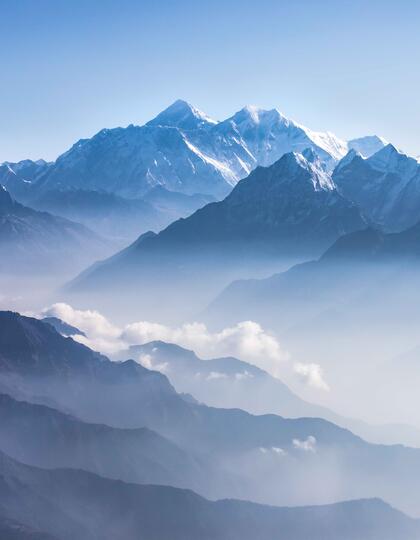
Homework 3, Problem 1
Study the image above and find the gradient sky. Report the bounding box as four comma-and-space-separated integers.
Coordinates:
1, 0, 419, 162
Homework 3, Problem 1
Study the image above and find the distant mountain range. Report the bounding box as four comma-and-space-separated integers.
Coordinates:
1, 449, 417, 540
24, 186, 214, 244
207, 221, 420, 332
0, 100, 389, 253
204, 219, 420, 431
66, 151, 368, 319
125, 340, 420, 447
0, 393, 208, 492
0, 100, 387, 202
2, 311, 420, 516
0, 186, 109, 274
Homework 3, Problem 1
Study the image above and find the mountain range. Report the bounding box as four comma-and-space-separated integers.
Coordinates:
124, 340, 420, 447
334, 144, 420, 231
2, 99, 420, 539
66, 150, 368, 319
3, 311, 420, 516
0, 100, 387, 202
0, 185, 109, 275
206, 220, 420, 331
1, 449, 417, 540
24, 186, 214, 244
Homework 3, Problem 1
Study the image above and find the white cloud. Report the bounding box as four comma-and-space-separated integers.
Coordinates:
40, 303, 289, 379
259, 446, 286, 456
293, 435, 317, 452
137, 353, 169, 373
294, 362, 330, 391
206, 371, 228, 380
272, 446, 286, 455
122, 319, 288, 377
234, 371, 254, 381
42, 303, 123, 354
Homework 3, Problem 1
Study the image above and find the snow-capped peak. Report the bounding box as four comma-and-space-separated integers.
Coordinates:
298, 125, 348, 161
348, 135, 388, 158
146, 99, 217, 130
271, 151, 335, 192
227, 105, 288, 128
242, 104, 264, 123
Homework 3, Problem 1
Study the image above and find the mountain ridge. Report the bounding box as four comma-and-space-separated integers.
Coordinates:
1, 100, 388, 201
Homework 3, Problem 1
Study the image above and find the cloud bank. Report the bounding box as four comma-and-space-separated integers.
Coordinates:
41, 303, 328, 391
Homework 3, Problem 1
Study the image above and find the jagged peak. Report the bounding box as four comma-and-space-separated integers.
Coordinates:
227, 105, 288, 127
146, 99, 217, 130
334, 148, 363, 173
266, 151, 335, 191
367, 143, 417, 172
370, 142, 400, 158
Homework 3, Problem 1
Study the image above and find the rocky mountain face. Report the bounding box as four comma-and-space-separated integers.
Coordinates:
334, 144, 420, 231
66, 151, 367, 319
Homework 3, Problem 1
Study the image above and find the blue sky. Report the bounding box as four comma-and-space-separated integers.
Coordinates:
1, 0, 419, 161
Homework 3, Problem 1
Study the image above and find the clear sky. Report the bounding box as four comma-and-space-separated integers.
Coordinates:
1, 0, 419, 162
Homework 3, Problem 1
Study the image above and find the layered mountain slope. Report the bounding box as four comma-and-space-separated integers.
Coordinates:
0, 311, 188, 429
67, 152, 367, 319
124, 340, 336, 419
0, 186, 109, 274
1, 451, 418, 540
27, 188, 161, 242
4, 312, 420, 514
207, 222, 420, 331
127, 340, 420, 447
334, 144, 420, 231
17, 184, 214, 245
0, 393, 207, 492
205, 222, 420, 432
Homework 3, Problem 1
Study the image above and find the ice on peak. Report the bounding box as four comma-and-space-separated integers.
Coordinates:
232, 105, 287, 126
348, 135, 388, 158
302, 147, 321, 164
147, 99, 217, 129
